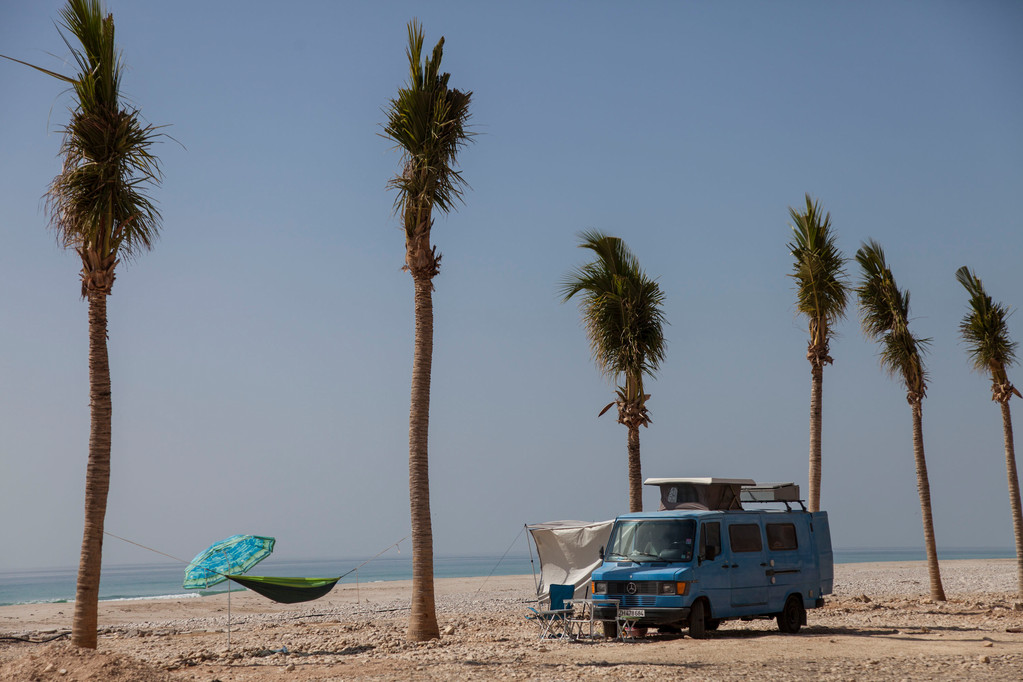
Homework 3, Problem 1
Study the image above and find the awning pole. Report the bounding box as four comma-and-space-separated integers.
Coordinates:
525, 524, 539, 600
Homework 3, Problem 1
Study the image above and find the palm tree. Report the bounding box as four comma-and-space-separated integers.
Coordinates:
956, 266, 1023, 596
788, 194, 849, 513
561, 231, 667, 513
4, 0, 164, 649
382, 19, 472, 642
855, 241, 945, 601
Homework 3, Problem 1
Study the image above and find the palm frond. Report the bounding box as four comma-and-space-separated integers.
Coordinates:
956, 266, 1018, 381
787, 194, 849, 347
855, 239, 900, 339
0, 54, 77, 84
39, 0, 164, 272
855, 240, 929, 397
383, 19, 473, 246
561, 231, 667, 399
879, 329, 930, 395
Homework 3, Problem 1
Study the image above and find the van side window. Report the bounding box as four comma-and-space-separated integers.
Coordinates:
728, 523, 763, 552
766, 523, 798, 551
699, 522, 721, 560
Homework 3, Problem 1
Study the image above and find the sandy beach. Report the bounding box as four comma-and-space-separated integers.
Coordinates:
2, 559, 1022, 681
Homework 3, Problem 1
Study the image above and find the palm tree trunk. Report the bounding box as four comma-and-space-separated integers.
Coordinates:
408, 274, 440, 641
999, 400, 1023, 596
910, 402, 945, 601
71, 290, 112, 649
808, 363, 823, 513
627, 425, 642, 513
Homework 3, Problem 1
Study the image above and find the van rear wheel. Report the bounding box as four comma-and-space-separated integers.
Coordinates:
777, 595, 805, 634
688, 599, 708, 639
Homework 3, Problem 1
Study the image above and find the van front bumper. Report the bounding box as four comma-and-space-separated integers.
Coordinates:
593, 605, 691, 627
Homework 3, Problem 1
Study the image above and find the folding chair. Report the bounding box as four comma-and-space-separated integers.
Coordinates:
526, 583, 574, 639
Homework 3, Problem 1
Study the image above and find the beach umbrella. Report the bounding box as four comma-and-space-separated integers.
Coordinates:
183, 534, 275, 589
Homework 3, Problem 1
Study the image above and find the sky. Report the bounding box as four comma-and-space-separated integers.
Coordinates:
1, 0, 1022, 572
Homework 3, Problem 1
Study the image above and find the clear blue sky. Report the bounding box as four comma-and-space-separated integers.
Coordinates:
1, 1, 1021, 571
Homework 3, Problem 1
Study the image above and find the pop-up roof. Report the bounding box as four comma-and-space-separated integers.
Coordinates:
644, 477, 756, 511
644, 478, 803, 511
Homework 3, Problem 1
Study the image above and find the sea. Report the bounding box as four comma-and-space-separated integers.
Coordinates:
0, 548, 1015, 607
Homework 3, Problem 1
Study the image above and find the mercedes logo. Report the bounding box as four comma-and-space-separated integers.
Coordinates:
626, 582, 637, 595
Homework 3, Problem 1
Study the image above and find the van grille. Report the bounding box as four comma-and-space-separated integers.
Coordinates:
606, 581, 661, 595
620, 595, 657, 608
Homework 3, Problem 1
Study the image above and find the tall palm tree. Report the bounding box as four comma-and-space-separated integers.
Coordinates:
4, 0, 164, 649
382, 19, 472, 642
561, 231, 667, 513
956, 266, 1023, 596
855, 241, 945, 601
788, 194, 849, 513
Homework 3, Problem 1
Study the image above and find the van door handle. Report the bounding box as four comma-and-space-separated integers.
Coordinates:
760, 562, 769, 567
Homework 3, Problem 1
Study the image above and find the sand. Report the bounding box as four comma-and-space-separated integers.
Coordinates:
2, 559, 1022, 680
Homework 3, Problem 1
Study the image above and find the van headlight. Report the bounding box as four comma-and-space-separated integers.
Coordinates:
659, 581, 689, 595
592, 581, 608, 595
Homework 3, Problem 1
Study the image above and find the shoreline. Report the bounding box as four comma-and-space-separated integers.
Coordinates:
3, 547, 1017, 608
2, 556, 1020, 609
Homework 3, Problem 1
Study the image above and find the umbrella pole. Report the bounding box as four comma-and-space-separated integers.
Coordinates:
227, 579, 232, 649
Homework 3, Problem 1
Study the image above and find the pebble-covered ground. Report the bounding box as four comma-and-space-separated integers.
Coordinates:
2, 560, 1022, 681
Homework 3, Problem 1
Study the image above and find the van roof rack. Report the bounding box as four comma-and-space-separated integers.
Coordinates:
740, 482, 805, 511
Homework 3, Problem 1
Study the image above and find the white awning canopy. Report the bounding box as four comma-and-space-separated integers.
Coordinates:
526, 520, 613, 600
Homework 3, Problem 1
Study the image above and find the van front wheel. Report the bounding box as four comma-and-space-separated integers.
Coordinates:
777, 595, 805, 634
688, 599, 708, 639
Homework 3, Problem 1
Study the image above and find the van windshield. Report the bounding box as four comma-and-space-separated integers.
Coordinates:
606, 519, 696, 562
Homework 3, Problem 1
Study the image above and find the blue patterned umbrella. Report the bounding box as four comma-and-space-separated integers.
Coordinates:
183, 535, 275, 589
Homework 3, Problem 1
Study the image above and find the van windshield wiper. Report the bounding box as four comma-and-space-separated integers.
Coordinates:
608, 551, 661, 561
626, 551, 661, 561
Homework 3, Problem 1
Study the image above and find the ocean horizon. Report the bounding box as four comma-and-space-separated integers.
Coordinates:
0, 547, 1015, 607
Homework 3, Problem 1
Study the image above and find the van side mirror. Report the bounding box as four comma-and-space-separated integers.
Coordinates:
598, 545, 604, 560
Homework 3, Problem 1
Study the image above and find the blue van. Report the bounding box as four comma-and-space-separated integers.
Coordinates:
590, 478, 833, 637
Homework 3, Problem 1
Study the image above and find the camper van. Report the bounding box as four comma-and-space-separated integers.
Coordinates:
590, 478, 833, 638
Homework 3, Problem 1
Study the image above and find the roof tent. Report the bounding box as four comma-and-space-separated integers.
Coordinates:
644, 477, 756, 511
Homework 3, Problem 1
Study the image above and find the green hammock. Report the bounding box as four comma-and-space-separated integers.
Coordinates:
226, 575, 343, 604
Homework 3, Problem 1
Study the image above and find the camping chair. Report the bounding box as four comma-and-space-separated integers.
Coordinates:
526, 583, 575, 639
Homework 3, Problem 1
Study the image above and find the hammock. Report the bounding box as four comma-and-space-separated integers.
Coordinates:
226, 574, 343, 604
101, 531, 408, 606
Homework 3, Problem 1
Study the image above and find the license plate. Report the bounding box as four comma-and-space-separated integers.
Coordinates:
619, 609, 645, 618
